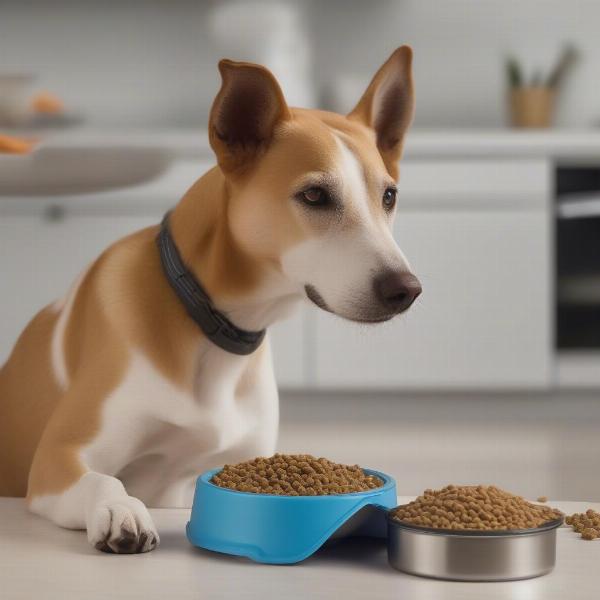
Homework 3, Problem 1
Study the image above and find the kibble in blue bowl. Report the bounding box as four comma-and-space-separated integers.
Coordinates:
187, 453, 397, 564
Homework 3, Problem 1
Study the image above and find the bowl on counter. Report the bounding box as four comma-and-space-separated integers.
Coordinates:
0, 142, 171, 196
387, 514, 563, 581
186, 467, 397, 564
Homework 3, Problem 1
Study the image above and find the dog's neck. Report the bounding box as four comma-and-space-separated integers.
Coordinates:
169, 167, 301, 333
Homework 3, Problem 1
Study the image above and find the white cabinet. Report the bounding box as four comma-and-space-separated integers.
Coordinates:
311, 159, 553, 389
268, 308, 310, 389
0, 157, 554, 391
0, 199, 304, 388
0, 210, 162, 364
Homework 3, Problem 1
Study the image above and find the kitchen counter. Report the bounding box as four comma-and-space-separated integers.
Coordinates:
5, 127, 600, 210
405, 129, 600, 161
21, 127, 600, 162
5, 128, 593, 212
1, 497, 599, 600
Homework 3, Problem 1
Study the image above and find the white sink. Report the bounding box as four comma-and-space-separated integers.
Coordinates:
0, 141, 172, 196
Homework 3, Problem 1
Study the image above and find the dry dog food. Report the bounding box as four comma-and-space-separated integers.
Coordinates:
391, 485, 563, 530
211, 453, 383, 496
566, 509, 600, 540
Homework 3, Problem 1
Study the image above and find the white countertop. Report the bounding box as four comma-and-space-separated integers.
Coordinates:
405, 129, 600, 161
5, 127, 600, 210
20, 127, 600, 161
1, 497, 599, 600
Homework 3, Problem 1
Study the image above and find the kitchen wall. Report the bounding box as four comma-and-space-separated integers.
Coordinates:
313, 0, 600, 127
2, 0, 600, 127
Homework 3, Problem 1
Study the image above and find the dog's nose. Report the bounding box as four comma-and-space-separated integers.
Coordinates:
374, 271, 422, 313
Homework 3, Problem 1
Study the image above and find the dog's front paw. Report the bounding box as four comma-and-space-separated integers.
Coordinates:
87, 496, 159, 554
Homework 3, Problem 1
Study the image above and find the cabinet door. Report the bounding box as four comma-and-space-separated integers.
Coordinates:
0, 212, 161, 364
269, 307, 310, 389
312, 209, 552, 389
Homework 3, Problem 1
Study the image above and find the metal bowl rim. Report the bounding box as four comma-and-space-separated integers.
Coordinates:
388, 514, 564, 537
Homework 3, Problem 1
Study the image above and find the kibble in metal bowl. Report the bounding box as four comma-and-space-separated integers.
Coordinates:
391, 484, 563, 530
210, 453, 383, 496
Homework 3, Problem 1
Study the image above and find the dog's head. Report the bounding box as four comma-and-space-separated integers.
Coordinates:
209, 46, 421, 323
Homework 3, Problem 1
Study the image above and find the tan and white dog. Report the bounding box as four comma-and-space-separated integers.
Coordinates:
0, 47, 421, 554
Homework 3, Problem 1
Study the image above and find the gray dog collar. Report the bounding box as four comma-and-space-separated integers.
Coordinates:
156, 213, 266, 356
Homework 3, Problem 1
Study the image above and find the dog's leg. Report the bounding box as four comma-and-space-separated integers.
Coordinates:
27, 445, 159, 554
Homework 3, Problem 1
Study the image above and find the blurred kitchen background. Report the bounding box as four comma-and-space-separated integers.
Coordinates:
2, 0, 600, 501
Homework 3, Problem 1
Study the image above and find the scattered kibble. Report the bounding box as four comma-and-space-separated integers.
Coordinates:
537, 496, 548, 503
581, 528, 598, 541
211, 453, 383, 496
565, 509, 600, 540
390, 485, 563, 531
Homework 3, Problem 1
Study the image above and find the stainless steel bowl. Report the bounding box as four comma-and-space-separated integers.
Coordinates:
388, 516, 563, 581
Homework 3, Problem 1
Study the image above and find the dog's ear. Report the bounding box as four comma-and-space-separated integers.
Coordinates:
209, 59, 291, 174
348, 46, 414, 179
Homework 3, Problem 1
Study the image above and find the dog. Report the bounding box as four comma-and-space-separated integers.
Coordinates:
0, 47, 420, 553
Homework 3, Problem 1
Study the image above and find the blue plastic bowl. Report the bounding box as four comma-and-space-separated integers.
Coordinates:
186, 467, 397, 564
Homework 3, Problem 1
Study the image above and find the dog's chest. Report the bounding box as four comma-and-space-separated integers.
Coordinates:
82, 340, 278, 505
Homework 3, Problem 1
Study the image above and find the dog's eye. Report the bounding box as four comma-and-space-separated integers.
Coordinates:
300, 187, 329, 206
383, 187, 397, 210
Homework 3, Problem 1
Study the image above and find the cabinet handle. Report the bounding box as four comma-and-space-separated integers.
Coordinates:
43, 204, 66, 222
